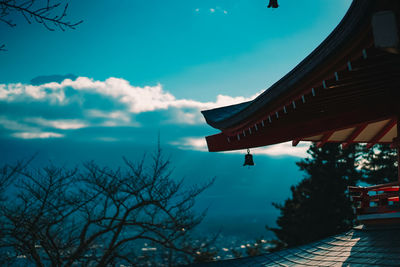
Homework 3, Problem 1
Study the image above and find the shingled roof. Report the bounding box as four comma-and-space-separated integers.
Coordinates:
194, 225, 400, 266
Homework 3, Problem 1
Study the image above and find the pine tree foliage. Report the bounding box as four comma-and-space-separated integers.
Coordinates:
360, 144, 398, 185
268, 143, 362, 247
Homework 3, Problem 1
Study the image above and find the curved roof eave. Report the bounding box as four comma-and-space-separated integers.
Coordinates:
201, 0, 375, 131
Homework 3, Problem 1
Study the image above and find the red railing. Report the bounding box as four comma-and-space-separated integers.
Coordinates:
349, 182, 400, 216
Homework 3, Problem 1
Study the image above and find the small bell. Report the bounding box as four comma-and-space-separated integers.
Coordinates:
267, 0, 279, 8
243, 149, 255, 166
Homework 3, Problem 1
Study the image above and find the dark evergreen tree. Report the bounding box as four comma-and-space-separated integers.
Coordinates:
268, 143, 362, 247
360, 144, 398, 185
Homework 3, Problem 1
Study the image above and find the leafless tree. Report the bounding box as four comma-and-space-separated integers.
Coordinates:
0, 148, 215, 266
0, 159, 32, 264
0, 0, 82, 50
0, 162, 23, 199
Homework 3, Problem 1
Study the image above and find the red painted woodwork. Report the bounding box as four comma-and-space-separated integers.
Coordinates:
349, 182, 400, 224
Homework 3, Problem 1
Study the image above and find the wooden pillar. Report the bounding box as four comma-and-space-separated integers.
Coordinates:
398, 118, 400, 182
392, 117, 400, 182
397, 147, 400, 182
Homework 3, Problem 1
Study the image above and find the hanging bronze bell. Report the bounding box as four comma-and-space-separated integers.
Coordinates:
267, 0, 279, 8
243, 149, 255, 166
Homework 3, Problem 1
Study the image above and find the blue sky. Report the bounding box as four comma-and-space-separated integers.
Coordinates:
0, 0, 351, 237
1, 0, 351, 96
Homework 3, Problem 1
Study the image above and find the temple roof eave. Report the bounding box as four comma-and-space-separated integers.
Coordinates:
201, 0, 376, 132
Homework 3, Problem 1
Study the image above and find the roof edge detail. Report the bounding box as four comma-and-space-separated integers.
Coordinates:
202, 0, 375, 131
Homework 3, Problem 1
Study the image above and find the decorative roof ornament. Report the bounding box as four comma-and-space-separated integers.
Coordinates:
267, 0, 278, 8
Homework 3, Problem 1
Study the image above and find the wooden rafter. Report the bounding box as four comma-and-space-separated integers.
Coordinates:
316, 131, 335, 148
292, 139, 301, 147
224, 66, 398, 137
206, 105, 395, 152
366, 118, 397, 148
341, 123, 369, 149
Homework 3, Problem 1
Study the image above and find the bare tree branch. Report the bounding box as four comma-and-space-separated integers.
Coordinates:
0, 148, 215, 266
0, 0, 82, 51
0, 0, 82, 30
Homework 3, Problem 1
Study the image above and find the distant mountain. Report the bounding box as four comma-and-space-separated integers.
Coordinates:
30, 74, 78, 85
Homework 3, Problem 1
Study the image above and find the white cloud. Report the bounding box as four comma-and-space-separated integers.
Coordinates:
0, 77, 263, 141
251, 142, 310, 158
194, 7, 228, 15
0, 77, 312, 157
171, 137, 208, 152
0, 77, 260, 118
12, 132, 64, 139
86, 109, 136, 127
0, 116, 37, 132
25, 118, 88, 130
0, 82, 65, 103
0, 83, 23, 99
87, 110, 126, 120
172, 138, 310, 158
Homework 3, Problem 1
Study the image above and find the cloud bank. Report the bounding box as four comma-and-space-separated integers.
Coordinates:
0, 76, 309, 157
0, 76, 258, 137
1, 77, 256, 113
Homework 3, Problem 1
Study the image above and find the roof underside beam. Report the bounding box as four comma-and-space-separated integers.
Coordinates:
205, 106, 396, 152
341, 123, 369, 149
220, 56, 400, 136
292, 139, 301, 147
205, 51, 400, 150
316, 131, 335, 148
201, 0, 378, 132
366, 118, 397, 148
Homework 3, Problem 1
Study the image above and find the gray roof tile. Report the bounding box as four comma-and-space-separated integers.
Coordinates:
192, 225, 400, 266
